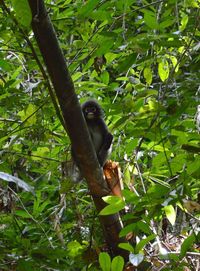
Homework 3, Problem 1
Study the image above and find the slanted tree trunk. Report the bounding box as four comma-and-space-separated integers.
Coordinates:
28, 0, 128, 259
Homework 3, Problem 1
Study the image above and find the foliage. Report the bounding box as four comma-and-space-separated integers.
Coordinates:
99, 253, 124, 271
0, 0, 200, 270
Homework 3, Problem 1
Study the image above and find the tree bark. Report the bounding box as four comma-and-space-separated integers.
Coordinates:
28, 0, 128, 259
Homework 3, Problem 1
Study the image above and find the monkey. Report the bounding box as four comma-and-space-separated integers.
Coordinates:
81, 99, 113, 166
71, 100, 113, 182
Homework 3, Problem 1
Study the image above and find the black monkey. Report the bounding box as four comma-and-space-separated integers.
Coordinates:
81, 99, 113, 166
71, 100, 113, 182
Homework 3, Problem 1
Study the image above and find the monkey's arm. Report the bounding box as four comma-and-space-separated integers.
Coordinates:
103, 132, 113, 149
98, 132, 113, 166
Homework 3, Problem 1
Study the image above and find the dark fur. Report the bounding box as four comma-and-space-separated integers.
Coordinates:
71, 100, 113, 182
82, 100, 113, 166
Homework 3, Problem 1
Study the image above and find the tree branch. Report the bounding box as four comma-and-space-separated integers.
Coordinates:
28, 0, 128, 259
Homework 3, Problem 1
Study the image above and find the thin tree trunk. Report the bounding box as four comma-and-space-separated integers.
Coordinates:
28, 0, 128, 259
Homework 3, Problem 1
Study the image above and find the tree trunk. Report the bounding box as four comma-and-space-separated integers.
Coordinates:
28, 0, 129, 260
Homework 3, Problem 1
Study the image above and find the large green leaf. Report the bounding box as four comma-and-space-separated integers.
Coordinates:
164, 205, 176, 226
100, 196, 125, 215
99, 252, 111, 271
158, 59, 169, 81
180, 234, 196, 259
111, 256, 124, 271
11, 0, 31, 27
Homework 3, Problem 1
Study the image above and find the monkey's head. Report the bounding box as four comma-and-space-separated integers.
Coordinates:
82, 100, 103, 120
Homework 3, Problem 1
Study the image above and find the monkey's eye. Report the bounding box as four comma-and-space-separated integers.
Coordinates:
85, 107, 96, 113
90, 107, 96, 112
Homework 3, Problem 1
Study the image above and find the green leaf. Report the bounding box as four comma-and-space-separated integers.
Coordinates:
137, 221, 152, 234
33, 199, 51, 216
159, 19, 175, 29
147, 184, 170, 199
111, 256, 124, 271
90, 10, 112, 22
67, 241, 85, 258
119, 223, 136, 238
187, 157, 200, 175
109, 203, 124, 215
135, 234, 156, 253
18, 104, 37, 125
144, 11, 159, 30
11, 0, 32, 27
15, 210, 32, 218
180, 234, 195, 259
123, 164, 132, 186
100, 196, 125, 215
95, 37, 114, 56
32, 147, 50, 160
101, 70, 110, 84
143, 67, 152, 85
99, 252, 111, 271
17, 259, 34, 271
105, 52, 119, 63
171, 129, 188, 144
170, 154, 187, 173
32, 247, 67, 260
180, 13, 189, 31
78, 0, 98, 17
118, 54, 137, 72
163, 205, 176, 226
0, 59, 12, 71
158, 59, 169, 82
168, 55, 178, 72
72, 72, 86, 82
102, 195, 121, 205
118, 242, 134, 253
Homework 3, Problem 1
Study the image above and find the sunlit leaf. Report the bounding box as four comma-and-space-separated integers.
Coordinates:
99, 252, 111, 271
67, 241, 85, 258
180, 13, 189, 31
143, 67, 152, 85
111, 256, 124, 271
100, 196, 125, 215
164, 205, 176, 226
158, 59, 169, 82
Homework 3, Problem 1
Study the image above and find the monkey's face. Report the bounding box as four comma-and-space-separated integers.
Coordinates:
84, 106, 97, 119
82, 100, 102, 120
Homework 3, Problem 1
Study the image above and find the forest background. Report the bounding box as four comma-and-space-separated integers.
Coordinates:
0, 0, 200, 270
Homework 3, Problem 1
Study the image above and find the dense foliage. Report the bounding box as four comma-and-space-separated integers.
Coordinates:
0, 0, 200, 270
